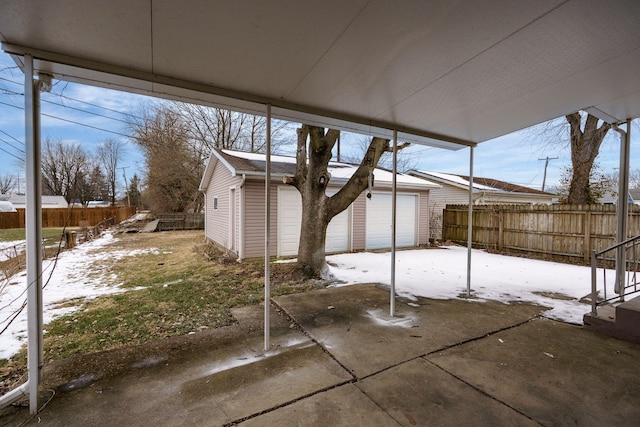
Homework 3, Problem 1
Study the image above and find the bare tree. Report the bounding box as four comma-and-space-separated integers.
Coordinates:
285, 125, 391, 276
339, 134, 415, 172
129, 104, 203, 212
529, 112, 612, 204
565, 113, 612, 204
171, 101, 291, 156
0, 174, 17, 194
604, 169, 640, 190
41, 138, 89, 203
97, 139, 125, 205
556, 163, 611, 204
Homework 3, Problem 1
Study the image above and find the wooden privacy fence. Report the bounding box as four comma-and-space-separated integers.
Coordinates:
0, 206, 137, 229
155, 212, 204, 231
443, 204, 640, 264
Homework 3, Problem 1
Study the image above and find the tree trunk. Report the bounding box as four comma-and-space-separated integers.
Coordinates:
298, 195, 330, 276
291, 125, 389, 277
566, 112, 611, 204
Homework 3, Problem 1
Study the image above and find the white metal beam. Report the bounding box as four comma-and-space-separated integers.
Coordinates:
614, 120, 631, 296
264, 104, 272, 351
466, 147, 474, 297
390, 130, 397, 317
25, 54, 44, 415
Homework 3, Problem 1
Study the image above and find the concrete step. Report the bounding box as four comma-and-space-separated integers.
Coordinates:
616, 296, 640, 341
583, 297, 640, 344
583, 305, 616, 337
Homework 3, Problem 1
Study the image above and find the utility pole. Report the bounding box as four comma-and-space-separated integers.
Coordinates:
538, 156, 558, 192
120, 166, 130, 207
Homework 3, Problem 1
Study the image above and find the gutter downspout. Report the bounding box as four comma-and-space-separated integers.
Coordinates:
613, 120, 631, 297
238, 174, 246, 261
0, 383, 29, 409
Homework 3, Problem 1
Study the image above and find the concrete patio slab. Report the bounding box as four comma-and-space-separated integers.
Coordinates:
356, 358, 538, 426
427, 318, 640, 427
274, 284, 546, 377
239, 384, 398, 426
1, 305, 351, 426
2, 284, 639, 426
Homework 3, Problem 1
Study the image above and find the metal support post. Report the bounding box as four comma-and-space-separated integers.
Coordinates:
25, 54, 44, 414
466, 146, 474, 297
390, 130, 397, 316
614, 120, 631, 297
264, 104, 272, 351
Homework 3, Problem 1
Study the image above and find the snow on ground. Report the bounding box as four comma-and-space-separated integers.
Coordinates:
0, 240, 24, 262
0, 232, 159, 360
327, 245, 612, 325
0, 237, 614, 360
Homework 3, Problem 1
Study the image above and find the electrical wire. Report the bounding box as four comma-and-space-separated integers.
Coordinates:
0, 144, 23, 161
0, 137, 25, 154
0, 99, 131, 138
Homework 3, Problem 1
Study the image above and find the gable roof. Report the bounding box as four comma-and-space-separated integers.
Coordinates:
8, 194, 69, 206
409, 170, 551, 195
200, 149, 439, 191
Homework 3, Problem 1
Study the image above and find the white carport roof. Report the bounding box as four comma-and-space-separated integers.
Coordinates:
1, 0, 639, 149
2, 0, 640, 414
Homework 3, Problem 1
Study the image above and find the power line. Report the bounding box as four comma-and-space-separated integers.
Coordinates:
0, 75, 144, 121
0, 137, 25, 155
41, 112, 131, 138
0, 99, 131, 138
0, 144, 23, 161
0, 128, 22, 145
50, 89, 144, 121
1, 86, 136, 126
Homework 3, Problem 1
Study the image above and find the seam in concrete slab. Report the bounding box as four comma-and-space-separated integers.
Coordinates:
271, 299, 358, 379
352, 315, 544, 382
423, 359, 544, 426
423, 315, 544, 357
223, 379, 356, 426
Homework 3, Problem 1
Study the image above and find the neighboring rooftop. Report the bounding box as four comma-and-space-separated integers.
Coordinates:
200, 149, 440, 191
410, 170, 551, 195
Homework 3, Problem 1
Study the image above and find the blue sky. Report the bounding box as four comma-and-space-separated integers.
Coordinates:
1, 50, 638, 195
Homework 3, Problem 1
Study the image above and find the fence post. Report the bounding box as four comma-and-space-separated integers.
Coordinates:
583, 210, 592, 262
498, 209, 504, 251
590, 249, 598, 316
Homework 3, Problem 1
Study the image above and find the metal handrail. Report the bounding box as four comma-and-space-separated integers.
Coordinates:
591, 234, 640, 316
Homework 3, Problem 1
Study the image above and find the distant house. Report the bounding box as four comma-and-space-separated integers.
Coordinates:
87, 200, 111, 208
8, 194, 69, 209
408, 170, 554, 240
199, 149, 439, 260
0, 200, 16, 212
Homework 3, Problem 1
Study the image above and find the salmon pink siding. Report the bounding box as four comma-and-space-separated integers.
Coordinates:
203, 163, 431, 259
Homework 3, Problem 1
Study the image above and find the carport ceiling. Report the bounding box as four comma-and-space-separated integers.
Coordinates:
1, 0, 639, 149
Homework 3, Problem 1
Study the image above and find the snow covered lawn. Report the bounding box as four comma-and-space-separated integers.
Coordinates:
1, 237, 608, 361
0, 232, 157, 360
327, 246, 605, 325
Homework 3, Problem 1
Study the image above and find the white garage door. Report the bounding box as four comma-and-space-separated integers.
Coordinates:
366, 193, 417, 250
277, 187, 350, 257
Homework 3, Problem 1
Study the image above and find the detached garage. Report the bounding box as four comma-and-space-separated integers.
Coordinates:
199, 149, 438, 260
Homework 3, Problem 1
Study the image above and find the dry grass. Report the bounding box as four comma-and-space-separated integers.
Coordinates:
0, 230, 324, 395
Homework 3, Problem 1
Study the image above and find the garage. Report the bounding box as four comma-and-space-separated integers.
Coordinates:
277, 187, 350, 257
366, 193, 417, 250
